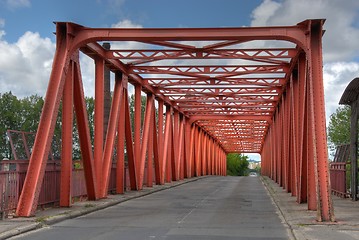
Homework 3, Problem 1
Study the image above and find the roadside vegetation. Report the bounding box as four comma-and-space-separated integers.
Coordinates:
226, 153, 249, 176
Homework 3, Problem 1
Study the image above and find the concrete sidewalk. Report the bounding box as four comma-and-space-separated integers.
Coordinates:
261, 176, 359, 240
0, 176, 358, 239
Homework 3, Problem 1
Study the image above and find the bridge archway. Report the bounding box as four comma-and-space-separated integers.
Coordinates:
16, 19, 334, 221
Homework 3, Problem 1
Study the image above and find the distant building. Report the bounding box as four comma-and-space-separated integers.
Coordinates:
248, 160, 261, 170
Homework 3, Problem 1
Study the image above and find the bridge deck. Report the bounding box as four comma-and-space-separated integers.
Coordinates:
13, 177, 290, 240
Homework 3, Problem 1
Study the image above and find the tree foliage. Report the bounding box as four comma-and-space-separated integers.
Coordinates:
0, 92, 97, 160
129, 94, 147, 130
327, 105, 351, 151
226, 153, 249, 176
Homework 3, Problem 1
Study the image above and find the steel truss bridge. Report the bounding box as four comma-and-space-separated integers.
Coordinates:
15, 19, 334, 221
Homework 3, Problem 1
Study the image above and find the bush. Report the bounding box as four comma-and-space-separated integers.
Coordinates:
226, 153, 249, 176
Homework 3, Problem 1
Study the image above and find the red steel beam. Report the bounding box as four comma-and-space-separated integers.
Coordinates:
94, 57, 105, 194
116, 75, 126, 194
16, 19, 333, 222
60, 60, 74, 207
100, 74, 123, 197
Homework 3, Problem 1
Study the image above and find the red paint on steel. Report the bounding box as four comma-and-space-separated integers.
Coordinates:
60, 60, 74, 207
94, 57, 105, 194
100, 76, 123, 197
15, 20, 334, 221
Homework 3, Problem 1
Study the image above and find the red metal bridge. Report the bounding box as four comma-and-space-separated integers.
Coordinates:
15, 19, 334, 221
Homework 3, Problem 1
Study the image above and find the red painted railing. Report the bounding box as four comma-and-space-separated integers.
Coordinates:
0, 161, 136, 219
329, 162, 349, 198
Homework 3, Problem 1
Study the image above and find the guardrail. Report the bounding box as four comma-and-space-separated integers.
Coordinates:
329, 162, 350, 198
0, 160, 137, 219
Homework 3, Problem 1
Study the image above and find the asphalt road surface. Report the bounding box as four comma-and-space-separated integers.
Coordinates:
11, 176, 291, 240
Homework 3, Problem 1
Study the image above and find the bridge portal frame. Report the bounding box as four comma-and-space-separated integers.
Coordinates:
15, 19, 334, 221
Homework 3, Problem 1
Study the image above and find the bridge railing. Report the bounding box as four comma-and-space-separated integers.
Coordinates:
0, 160, 137, 219
329, 144, 350, 198
329, 162, 350, 198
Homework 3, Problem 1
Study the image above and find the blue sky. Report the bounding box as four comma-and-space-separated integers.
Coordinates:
1, 0, 359, 160
0, 0, 261, 42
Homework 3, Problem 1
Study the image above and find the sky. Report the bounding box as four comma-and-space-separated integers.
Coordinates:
1, 0, 359, 161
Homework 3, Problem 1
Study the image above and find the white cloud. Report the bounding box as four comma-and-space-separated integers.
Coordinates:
0, 31, 55, 97
0, 19, 145, 98
251, 0, 359, 62
250, 0, 359, 120
323, 62, 359, 120
4, 0, 31, 9
108, 20, 148, 51
111, 19, 142, 28
250, 0, 280, 27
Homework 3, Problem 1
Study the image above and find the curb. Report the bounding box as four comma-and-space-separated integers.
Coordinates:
260, 176, 297, 240
0, 223, 42, 240
0, 176, 206, 239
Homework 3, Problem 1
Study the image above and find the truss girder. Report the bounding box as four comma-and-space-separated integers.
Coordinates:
16, 19, 334, 222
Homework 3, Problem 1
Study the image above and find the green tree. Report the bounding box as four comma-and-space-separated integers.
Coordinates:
129, 94, 147, 133
71, 96, 95, 159
327, 105, 351, 151
226, 153, 249, 176
0, 92, 22, 158
19, 95, 44, 133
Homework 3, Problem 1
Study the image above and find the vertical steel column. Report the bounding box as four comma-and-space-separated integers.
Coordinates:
308, 20, 334, 221
284, 91, 292, 193
270, 123, 274, 180
206, 136, 211, 175
211, 139, 214, 175
177, 116, 184, 180
350, 100, 358, 200
190, 125, 195, 177
224, 150, 227, 176
298, 54, 308, 203
157, 100, 164, 184
195, 127, 201, 176
292, 69, 301, 201
202, 134, 207, 175
60, 61, 74, 207
166, 106, 173, 183
139, 94, 154, 188
100, 73, 123, 197
216, 142, 219, 175
162, 105, 171, 183
290, 76, 298, 197
102, 43, 111, 142
280, 103, 286, 188
73, 60, 98, 200
184, 121, 191, 178
173, 110, 179, 181
16, 24, 71, 217
278, 106, 283, 187
94, 57, 104, 193
273, 110, 278, 183
134, 85, 142, 189
152, 100, 160, 185
116, 79, 126, 194
307, 73, 317, 210
124, 90, 137, 190
147, 100, 154, 187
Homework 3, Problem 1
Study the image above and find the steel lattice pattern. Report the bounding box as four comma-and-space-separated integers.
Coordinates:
82, 37, 297, 153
